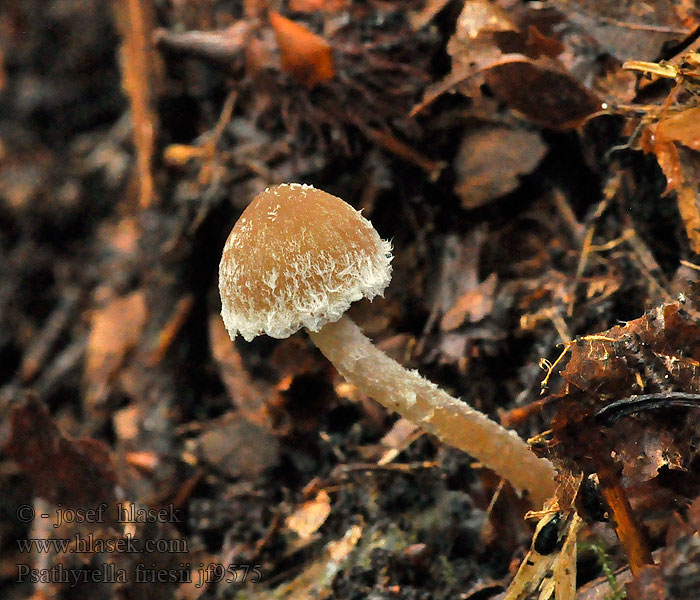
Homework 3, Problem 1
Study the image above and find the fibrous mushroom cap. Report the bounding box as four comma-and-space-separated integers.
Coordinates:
219, 183, 393, 341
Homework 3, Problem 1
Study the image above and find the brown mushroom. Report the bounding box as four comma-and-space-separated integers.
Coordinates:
219, 183, 556, 505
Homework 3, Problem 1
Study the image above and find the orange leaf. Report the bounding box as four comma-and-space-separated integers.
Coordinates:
652, 138, 683, 193
85, 291, 148, 411
86, 291, 147, 380
656, 106, 700, 152
268, 10, 334, 87
644, 126, 700, 253
676, 185, 700, 254
286, 490, 331, 539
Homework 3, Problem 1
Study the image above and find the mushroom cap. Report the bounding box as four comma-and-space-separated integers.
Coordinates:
219, 183, 393, 341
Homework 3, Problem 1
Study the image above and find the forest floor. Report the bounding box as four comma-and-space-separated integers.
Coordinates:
1, 1, 700, 599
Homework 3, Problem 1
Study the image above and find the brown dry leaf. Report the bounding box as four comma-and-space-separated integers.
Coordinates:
454, 126, 547, 209
525, 25, 566, 58
419, 0, 600, 127
3, 397, 117, 508
441, 273, 498, 331
85, 290, 148, 408
286, 489, 332, 540
268, 10, 335, 87
560, 303, 700, 399
643, 134, 682, 193
113, 0, 163, 208
543, 299, 700, 553
653, 108, 700, 254
483, 58, 601, 128
447, 0, 519, 91
327, 524, 362, 561
113, 405, 140, 440
676, 184, 700, 255
551, 0, 694, 62
642, 122, 700, 253
656, 107, 700, 152
197, 415, 280, 478
434, 231, 485, 315
575, 571, 634, 600
263, 524, 361, 599
455, 0, 517, 40
414, 0, 522, 112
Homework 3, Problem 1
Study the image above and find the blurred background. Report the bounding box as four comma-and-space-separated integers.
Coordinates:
1, 1, 699, 598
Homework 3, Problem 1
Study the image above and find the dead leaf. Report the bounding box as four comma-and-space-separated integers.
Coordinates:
552, 0, 694, 62
441, 273, 498, 331
558, 303, 700, 401
268, 10, 335, 87
286, 490, 331, 540
676, 184, 700, 255
113, 405, 140, 440
85, 290, 148, 410
327, 524, 362, 561
198, 414, 280, 478
656, 107, 700, 152
3, 397, 117, 508
484, 59, 601, 128
417, 0, 600, 128
454, 0, 517, 41
413, 0, 523, 113
455, 126, 547, 208
642, 125, 700, 253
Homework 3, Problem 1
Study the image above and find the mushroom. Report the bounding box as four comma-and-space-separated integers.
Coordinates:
219, 183, 556, 505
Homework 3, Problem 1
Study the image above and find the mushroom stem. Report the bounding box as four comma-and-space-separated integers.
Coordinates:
308, 315, 557, 506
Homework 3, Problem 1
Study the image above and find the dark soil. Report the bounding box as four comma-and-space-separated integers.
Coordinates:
1, 1, 699, 599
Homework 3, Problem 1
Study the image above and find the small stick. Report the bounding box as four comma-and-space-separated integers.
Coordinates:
597, 461, 653, 576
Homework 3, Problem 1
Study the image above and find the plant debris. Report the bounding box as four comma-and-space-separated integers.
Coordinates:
2, 0, 700, 598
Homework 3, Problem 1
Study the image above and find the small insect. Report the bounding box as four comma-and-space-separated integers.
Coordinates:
514, 301, 700, 596
503, 504, 583, 600
533, 512, 565, 556
579, 474, 607, 523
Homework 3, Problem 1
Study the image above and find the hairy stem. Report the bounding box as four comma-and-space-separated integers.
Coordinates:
309, 315, 556, 506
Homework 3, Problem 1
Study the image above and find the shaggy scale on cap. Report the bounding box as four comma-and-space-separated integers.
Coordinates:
219, 183, 393, 341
